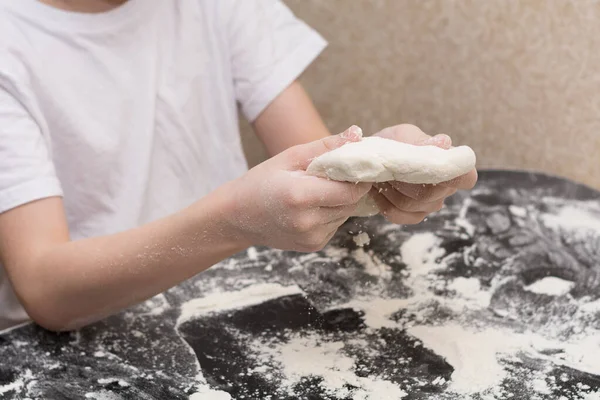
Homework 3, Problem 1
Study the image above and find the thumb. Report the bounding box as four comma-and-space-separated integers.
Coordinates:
286, 125, 363, 170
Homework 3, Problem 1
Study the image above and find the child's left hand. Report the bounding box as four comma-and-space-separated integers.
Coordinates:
369, 124, 478, 224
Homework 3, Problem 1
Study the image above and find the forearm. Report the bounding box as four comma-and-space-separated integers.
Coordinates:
14, 184, 247, 331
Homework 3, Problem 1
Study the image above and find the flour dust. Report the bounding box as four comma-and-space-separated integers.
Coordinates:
183, 193, 600, 399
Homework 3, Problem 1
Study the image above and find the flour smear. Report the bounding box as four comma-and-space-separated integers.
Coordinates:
181, 284, 303, 400
248, 333, 407, 399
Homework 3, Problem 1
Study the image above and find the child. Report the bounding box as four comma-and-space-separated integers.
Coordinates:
0, 0, 477, 332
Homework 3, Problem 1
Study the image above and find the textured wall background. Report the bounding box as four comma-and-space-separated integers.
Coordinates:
241, 0, 600, 189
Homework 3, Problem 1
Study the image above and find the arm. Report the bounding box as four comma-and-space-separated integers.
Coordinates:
0, 188, 247, 331
0, 129, 369, 332
252, 81, 331, 157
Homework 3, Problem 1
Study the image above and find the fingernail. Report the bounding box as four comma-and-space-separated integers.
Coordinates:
341, 125, 363, 141
423, 134, 451, 148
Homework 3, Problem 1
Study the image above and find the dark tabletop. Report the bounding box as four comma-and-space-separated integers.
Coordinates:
1, 170, 600, 400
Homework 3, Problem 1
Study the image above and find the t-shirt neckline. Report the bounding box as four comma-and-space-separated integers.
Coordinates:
5, 0, 145, 32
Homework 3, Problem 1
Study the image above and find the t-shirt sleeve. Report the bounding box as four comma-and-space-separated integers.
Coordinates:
0, 87, 62, 214
224, 0, 327, 122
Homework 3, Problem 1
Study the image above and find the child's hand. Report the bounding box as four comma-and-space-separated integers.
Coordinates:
370, 124, 478, 224
225, 126, 372, 252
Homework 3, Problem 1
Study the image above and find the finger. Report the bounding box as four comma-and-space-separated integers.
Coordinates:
320, 204, 360, 222
325, 216, 349, 229
419, 133, 452, 149
386, 181, 456, 202
375, 124, 453, 162
375, 124, 432, 144
322, 228, 338, 246
376, 184, 445, 213
370, 189, 429, 225
294, 221, 343, 252
320, 220, 345, 246
375, 124, 453, 148
438, 169, 478, 190
283, 125, 363, 170
292, 174, 372, 207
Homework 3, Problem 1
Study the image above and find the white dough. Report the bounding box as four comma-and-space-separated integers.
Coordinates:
307, 136, 476, 184
353, 194, 379, 217
307, 135, 476, 217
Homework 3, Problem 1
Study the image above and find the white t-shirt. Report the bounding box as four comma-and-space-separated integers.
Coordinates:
0, 0, 326, 332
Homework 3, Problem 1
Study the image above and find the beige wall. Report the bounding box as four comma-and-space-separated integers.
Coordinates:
241, 0, 600, 189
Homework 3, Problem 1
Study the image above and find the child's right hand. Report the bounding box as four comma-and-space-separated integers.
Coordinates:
224, 126, 372, 252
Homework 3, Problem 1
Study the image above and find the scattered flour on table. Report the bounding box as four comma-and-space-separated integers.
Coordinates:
181, 283, 406, 399
180, 199, 600, 398
248, 332, 407, 399
580, 391, 600, 400
509, 205, 527, 217
0, 370, 32, 395
400, 233, 446, 278
340, 297, 411, 330
179, 284, 303, 400
580, 298, 600, 313
188, 388, 232, 400
341, 233, 508, 394
136, 293, 170, 317
97, 378, 129, 387
352, 248, 392, 279
131, 330, 144, 338
530, 378, 553, 395
84, 391, 123, 400
342, 225, 600, 396
342, 233, 489, 329
453, 197, 476, 237
540, 204, 600, 232
408, 324, 509, 394
447, 277, 492, 309
353, 231, 371, 247
246, 247, 258, 261
525, 277, 575, 296
177, 283, 302, 325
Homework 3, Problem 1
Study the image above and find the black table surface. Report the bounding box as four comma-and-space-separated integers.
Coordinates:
1, 170, 599, 400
